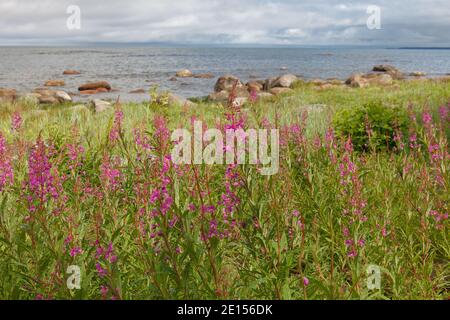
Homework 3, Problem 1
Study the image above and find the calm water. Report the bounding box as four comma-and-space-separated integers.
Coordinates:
1, 46, 450, 102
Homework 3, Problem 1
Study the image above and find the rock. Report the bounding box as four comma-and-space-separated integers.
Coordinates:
63, 70, 81, 75
55, 91, 72, 102
169, 77, 178, 81
92, 99, 112, 113
32, 88, 72, 104
176, 69, 194, 78
78, 81, 111, 92
246, 81, 263, 92
372, 65, 404, 80
80, 90, 100, 95
364, 73, 394, 86
214, 75, 245, 92
193, 73, 214, 79
346, 73, 394, 87
263, 77, 279, 91
280, 67, 289, 71
45, 80, 65, 87
272, 74, 299, 88
345, 74, 369, 88
208, 90, 231, 103
38, 95, 60, 105
129, 89, 146, 94
410, 71, 426, 77
373, 65, 397, 72
0, 88, 17, 103
269, 87, 293, 95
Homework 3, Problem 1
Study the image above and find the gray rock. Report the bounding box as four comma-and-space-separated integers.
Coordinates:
55, 90, 72, 102
272, 74, 298, 88
214, 75, 245, 92
176, 69, 194, 78
0, 88, 17, 103
93, 99, 112, 113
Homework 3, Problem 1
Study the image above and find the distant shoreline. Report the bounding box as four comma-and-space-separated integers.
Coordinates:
397, 47, 450, 50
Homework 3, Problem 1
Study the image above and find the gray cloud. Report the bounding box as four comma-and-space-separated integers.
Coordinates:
0, 0, 449, 46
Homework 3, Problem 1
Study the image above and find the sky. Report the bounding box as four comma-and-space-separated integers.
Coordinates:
0, 0, 449, 46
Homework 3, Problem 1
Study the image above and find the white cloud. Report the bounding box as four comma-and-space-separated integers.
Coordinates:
0, 0, 449, 45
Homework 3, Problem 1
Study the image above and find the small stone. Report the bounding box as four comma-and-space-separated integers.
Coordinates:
63, 70, 81, 75
93, 99, 112, 113
176, 69, 194, 78
45, 80, 65, 87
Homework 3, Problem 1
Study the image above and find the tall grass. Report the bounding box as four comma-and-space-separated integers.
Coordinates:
0, 80, 448, 299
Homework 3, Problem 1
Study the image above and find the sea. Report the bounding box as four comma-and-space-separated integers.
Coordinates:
0, 46, 449, 102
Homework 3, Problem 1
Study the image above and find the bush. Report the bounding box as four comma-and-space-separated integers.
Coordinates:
333, 101, 409, 151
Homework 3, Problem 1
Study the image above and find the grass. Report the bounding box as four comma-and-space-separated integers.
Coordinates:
0, 79, 448, 300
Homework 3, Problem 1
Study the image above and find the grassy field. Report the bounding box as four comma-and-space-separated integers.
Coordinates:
0, 79, 448, 299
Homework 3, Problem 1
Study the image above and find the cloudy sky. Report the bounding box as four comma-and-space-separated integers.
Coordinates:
0, 0, 449, 46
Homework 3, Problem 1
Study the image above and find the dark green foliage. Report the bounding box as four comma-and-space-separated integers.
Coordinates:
333, 101, 409, 151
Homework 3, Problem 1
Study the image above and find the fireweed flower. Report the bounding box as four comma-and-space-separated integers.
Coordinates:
429, 210, 449, 230
100, 285, 109, 299
96, 263, 108, 278
109, 109, 124, 143
303, 277, 310, 287
26, 139, 60, 207
334, 137, 367, 258
0, 133, 13, 192
249, 89, 258, 103
439, 104, 449, 123
11, 112, 22, 132
100, 155, 122, 192
70, 247, 83, 257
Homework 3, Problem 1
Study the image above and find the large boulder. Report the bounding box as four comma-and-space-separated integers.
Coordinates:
55, 91, 72, 102
92, 99, 112, 113
176, 69, 194, 78
346, 72, 394, 87
272, 74, 298, 88
78, 81, 111, 92
208, 90, 231, 103
246, 81, 263, 92
345, 74, 369, 88
214, 75, 245, 93
263, 77, 279, 91
0, 88, 17, 103
45, 80, 65, 87
372, 65, 404, 80
364, 73, 394, 86
33, 88, 72, 104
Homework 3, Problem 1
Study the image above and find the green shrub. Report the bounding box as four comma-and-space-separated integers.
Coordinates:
333, 101, 409, 151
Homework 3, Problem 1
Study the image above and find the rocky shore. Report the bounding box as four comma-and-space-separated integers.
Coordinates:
0, 65, 448, 113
